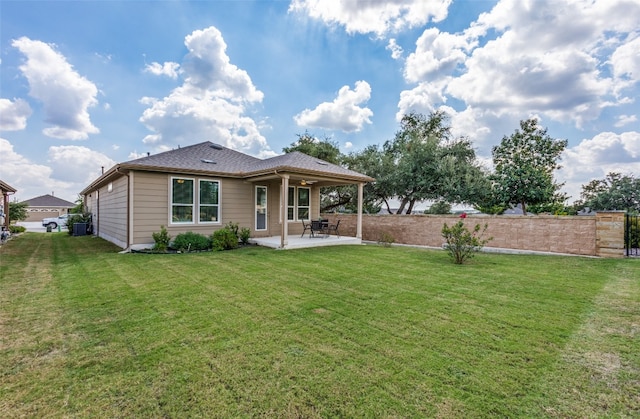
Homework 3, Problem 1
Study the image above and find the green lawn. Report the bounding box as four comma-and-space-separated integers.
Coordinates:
1, 233, 638, 418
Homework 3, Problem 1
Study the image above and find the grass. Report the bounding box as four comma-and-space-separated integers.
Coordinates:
1, 233, 639, 417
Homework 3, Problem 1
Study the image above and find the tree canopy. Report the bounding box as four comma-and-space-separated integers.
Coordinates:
378, 111, 488, 214
8, 201, 29, 223
578, 172, 640, 213
282, 131, 341, 164
491, 118, 568, 215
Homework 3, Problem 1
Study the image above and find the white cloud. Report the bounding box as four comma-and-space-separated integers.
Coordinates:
0, 137, 70, 202
0, 98, 32, 131
558, 131, 640, 201
139, 26, 271, 157
397, 79, 449, 118
294, 80, 373, 132
182, 27, 263, 102
400, 0, 640, 136
615, 114, 637, 127
386, 38, 403, 60
12, 37, 99, 140
404, 28, 473, 83
344, 141, 353, 149
611, 35, 640, 80
144, 61, 180, 79
289, 0, 452, 36
47, 145, 116, 184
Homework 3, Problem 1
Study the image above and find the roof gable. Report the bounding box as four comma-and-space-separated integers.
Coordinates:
124, 142, 261, 175
21, 194, 75, 207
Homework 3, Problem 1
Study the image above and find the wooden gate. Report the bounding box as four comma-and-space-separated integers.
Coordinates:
625, 214, 639, 257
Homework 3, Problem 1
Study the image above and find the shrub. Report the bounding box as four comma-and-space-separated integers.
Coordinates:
425, 201, 451, 214
171, 231, 211, 252
8, 225, 26, 234
239, 227, 251, 245
377, 232, 395, 247
441, 220, 492, 264
225, 221, 239, 239
152, 225, 171, 252
212, 227, 239, 251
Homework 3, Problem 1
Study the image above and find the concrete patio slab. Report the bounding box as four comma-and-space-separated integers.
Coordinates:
251, 235, 361, 250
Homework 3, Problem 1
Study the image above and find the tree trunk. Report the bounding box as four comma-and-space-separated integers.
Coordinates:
396, 197, 409, 214
405, 199, 416, 214
382, 198, 393, 214
521, 200, 527, 215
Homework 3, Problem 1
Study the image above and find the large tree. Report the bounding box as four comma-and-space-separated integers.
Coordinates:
491, 119, 568, 215
578, 172, 640, 213
381, 111, 488, 214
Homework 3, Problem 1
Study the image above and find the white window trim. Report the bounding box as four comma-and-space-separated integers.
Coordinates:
284, 186, 310, 222
198, 179, 221, 224
170, 176, 195, 225
255, 185, 267, 231
169, 177, 223, 225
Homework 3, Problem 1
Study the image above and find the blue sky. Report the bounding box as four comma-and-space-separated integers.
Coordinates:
1, 0, 639, 204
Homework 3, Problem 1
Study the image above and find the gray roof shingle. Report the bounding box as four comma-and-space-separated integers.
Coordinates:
120, 141, 373, 181
83, 141, 373, 194
21, 194, 75, 207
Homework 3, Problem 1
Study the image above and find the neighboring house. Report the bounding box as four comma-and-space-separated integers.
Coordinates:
80, 141, 374, 250
1, 180, 17, 229
21, 194, 76, 222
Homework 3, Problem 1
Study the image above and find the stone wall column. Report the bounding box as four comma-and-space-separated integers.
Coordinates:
596, 211, 625, 258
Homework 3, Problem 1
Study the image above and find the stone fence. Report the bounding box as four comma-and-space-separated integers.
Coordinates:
322, 211, 625, 258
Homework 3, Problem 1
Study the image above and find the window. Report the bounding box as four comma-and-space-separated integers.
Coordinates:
199, 180, 220, 223
297, 187, 310, 220
170, 177, 220, 225
171, 177, 194, 223
287, 187, 295, 221
286, 186, 310, 221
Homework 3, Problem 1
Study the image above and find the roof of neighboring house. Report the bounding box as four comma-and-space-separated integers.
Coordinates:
0, 180, 17, 193
82, 141, 374, 194
21, 194, 75, 208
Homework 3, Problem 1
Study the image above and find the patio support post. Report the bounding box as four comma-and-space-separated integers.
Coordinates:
281, 175, 289, 249
357, 182, 364, 239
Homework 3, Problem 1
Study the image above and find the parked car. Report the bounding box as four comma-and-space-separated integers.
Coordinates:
41, 213, 78, 229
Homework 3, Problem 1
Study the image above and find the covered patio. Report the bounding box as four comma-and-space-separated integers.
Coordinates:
251, 234, 361, 250
244, 151, 374, 250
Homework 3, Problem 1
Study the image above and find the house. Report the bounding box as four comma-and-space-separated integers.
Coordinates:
1, 180, 17, 229
80, 141, 374, 250
21, 194, 76, 222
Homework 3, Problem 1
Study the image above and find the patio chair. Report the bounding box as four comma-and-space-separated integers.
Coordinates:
310, 220, 328, 238
327, 219, 340, 237
301, 219, 311, 237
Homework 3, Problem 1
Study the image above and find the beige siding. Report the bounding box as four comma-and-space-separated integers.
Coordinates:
97, 176, 128, 248
85, 191, 98, 225
130, 172, 255, 247
25, 209, 63, 222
